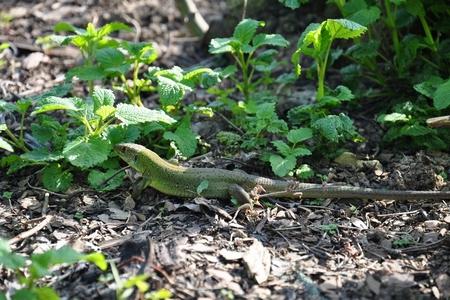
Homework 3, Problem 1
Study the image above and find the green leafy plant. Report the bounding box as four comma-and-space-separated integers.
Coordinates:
1, 87, 175, 192
51, 22, 132, 95
209, 18, 289, 101
292, 18, 367, 100
0, 239, 107, 300
320, 223, 339, 236
392, 235, 415, 248
110, 262, 172, 300
269, 128, 313, 176
0, 42, 9, 68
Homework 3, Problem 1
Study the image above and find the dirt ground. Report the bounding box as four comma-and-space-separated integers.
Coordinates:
1, 1, 450, 299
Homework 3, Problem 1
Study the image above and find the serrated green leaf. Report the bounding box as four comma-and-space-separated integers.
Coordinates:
32, 97, 82, 116
93, 86, 116, 109
295, 164, 314, 180
405, 0, 425, 16
54, 22, 85, 34
270, 154, 296, 177
433, 79, 450, 110
290, 147, 312, 157
95, 105, 116, 120
252, 34, 289, 48
16, 99, 32, 114
104, 124, 141, 145
414, 76, 443, 98
325, 19, 367, 39
157, 75, 192, 106
115, 103, 175, 125
163, 118, 197, 157
33, 287, 59, 300
348, 6, 381, 26
272, 140, 291, 157
287, 128, 313, 144
95, 48, 128, 74
399, 124, 433, 136
97, 22, 132, 37
279, 0, 303, 9
41, 163, 73, 192
21, 148, 63, 162
67, 65, 106, 81
209, 38, 234, 54
233, 19, 264, 44
312, 114, 357, 143
30, 246, 82, 278
196, 180, 209, 195
88, 168, 124, 191
0, 137, 14, 152
0, 239, 26, 269
377, 112, 410, 123
0, 100, 17, 112
82, 252, 108, 271
63, 136, 112, 168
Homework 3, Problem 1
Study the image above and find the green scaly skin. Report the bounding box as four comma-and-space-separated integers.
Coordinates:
115, 143, 450, 201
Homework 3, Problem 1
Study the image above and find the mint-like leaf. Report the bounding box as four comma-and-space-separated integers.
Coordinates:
116, 103, 175, 124
433, 79, 450, 110
21, 148, 63, 162
270, 154, 296, 177
233, 19, 264, 45
63, 136, 112, 168
287, 128, 313, 144
88, 169, 124, 191
163, 118, 197, 157
42, 163, 73, 192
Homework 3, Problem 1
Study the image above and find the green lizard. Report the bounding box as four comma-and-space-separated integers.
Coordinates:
115, 143, 450, 204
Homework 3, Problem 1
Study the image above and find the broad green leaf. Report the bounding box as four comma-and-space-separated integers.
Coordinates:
346, 40, 379, 59
0, 100, 17, 112
157, 75, 192, 106
279, 0, 304, 9
433, 79, 450, 110
196, 180, 209, 195
325, 19, 367, 39
163, 118, 197, 157
21, 148, 63, 162
116, 103, 175, 125
0, 239, 26, 269
270, 154, 296, 177
146, 289, 172, 300
82, 252, 108, 271
104, 124, 141, 145
97, 22, 132, 37
33, 287, 59, 300
295, 164, 315, 180
54, 22, 85, 34
287, 128, 313, 144
67, 65, 106, 81
414, 76, 444, 98
290, 147, 312, 157
209, 38, 233, 54
400, 124, 433, 136
312, 114, 358, 143
88, 168, 124, 191
95, 105, 116, 120
233, 19, 264, 45
11, 289, 37, 300
95, 47, 125, 66
0, 292, 5, 300
252, 34, 289, 48
272, 140, 291, 157
92, 87, 115, 108
123, 274, 150, 292
405, 0, 425, 16
63, 136, 112, 168
30, 246, 82, 278
0, 137, 14, 152
41, 163, 73, 192
377, 112, 410, 123
16, 99, 32, 114
347, 6, 381, 26
32, 97, 82, 115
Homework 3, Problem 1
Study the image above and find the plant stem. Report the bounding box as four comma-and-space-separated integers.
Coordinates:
238, 51, 250, 101
317, 41, 332, 100
132, 61, 143, 106
4, 127, 28, 152
418, 14, 437, 52
384, 0, 400, 59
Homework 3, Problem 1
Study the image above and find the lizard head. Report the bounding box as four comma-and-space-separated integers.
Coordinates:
115, 143, 148, 173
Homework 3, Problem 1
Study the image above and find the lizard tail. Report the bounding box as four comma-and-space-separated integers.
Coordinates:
298, 185, 450, 200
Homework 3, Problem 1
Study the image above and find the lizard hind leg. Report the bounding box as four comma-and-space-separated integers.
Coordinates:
228, 184, 254, 208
